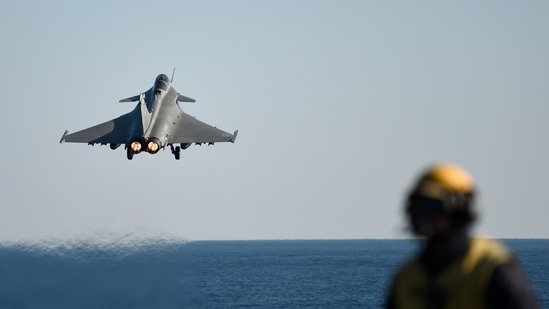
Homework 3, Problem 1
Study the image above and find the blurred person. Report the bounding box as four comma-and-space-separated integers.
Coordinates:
386, 163, 540, 309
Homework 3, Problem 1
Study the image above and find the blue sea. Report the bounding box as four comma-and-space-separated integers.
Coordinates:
0, 239, 547, 308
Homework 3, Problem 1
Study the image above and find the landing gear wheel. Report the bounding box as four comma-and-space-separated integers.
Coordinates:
170, 144, 181, 160
127, 148, 133, 160
174, 146, 181, 160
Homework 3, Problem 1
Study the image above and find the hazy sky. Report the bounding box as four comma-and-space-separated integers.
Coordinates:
1, 1, 548, 241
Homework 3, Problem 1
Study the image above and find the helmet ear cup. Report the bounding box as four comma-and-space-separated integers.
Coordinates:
443, 191, 477, 225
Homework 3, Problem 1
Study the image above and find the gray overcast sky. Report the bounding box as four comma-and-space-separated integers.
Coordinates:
1, 1, 548, 241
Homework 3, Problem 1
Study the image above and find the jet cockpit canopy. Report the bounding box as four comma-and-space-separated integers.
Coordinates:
154, 74, 170, 94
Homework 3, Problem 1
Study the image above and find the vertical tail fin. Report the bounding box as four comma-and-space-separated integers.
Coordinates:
171, 67, 176, 83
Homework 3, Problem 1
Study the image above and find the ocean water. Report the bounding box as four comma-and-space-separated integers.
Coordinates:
0, 239, 546, 308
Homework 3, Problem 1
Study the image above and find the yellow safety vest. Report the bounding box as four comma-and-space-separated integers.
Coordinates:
391, 238, 511, 309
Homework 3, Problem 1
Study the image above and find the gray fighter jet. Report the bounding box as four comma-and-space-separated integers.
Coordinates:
60, 71, 238, 160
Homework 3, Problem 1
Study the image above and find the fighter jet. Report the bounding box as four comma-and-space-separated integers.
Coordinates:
60, 71, 238, 160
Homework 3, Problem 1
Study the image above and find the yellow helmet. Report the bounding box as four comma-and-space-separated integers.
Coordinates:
407, 163, 477, 224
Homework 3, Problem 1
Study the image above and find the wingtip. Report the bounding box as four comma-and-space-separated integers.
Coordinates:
231, 130, 239, 143
60, 130, 69, 143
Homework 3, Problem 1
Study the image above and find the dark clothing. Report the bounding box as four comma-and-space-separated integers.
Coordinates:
486, 260, 541, 309
386, 237, 540, 309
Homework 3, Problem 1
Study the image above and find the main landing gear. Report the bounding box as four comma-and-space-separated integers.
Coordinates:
170, 144, 181, 160
127, 147, 134, 160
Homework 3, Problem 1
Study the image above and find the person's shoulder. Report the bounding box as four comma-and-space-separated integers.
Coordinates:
469, 236, 512, 262
464, 236, 514, 284
394, 255, 423, 280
